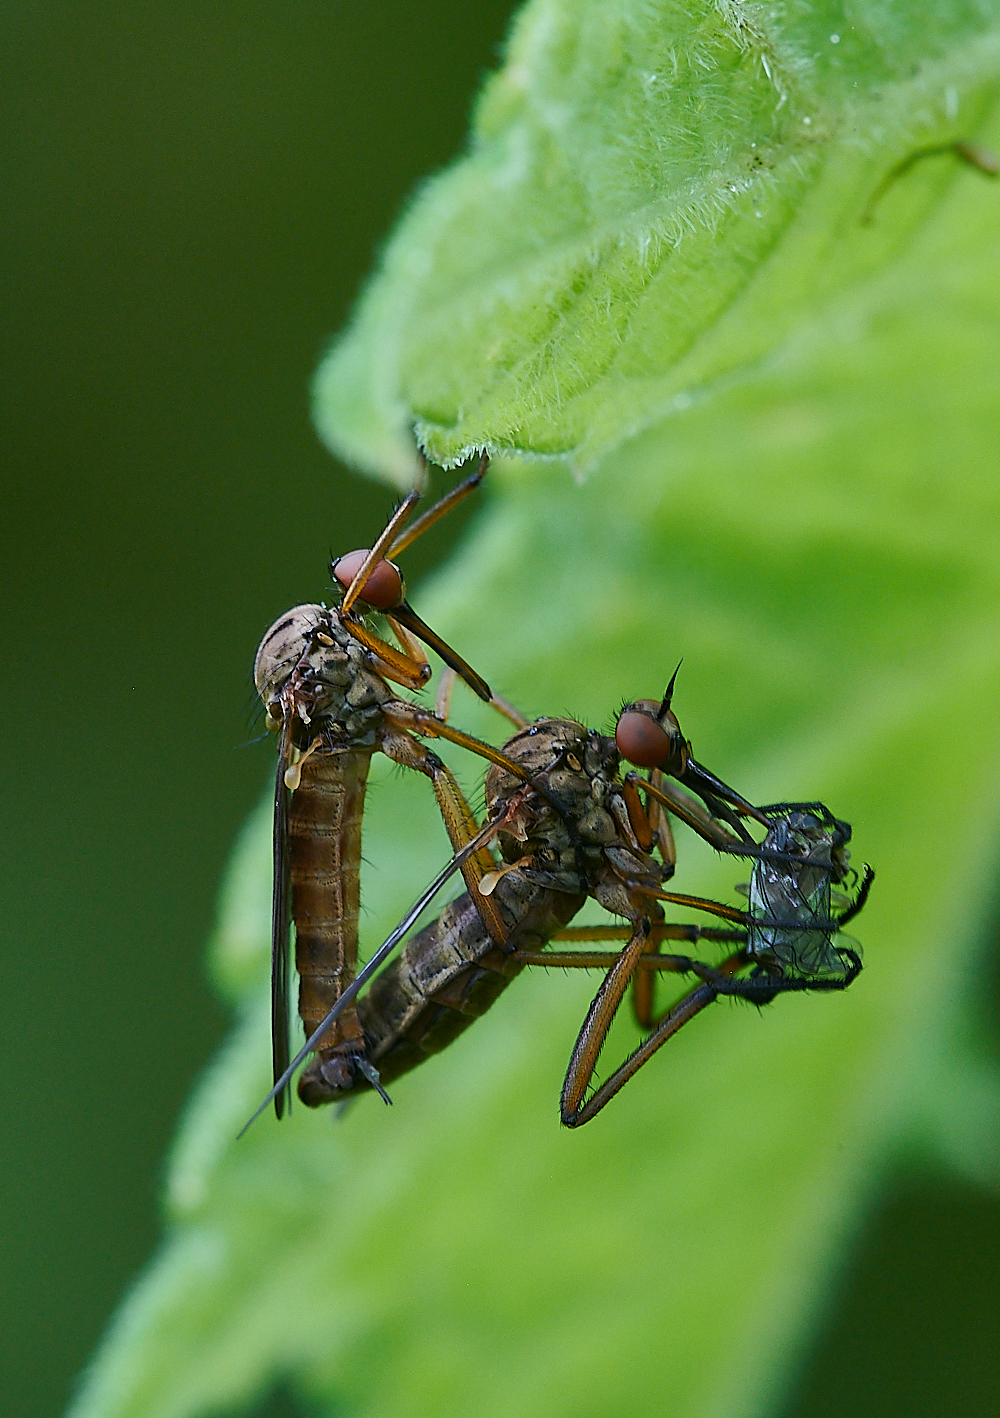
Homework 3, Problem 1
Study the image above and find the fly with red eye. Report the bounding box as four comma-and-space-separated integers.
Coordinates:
245, 665, 872, 1131
614, 666, 762, 847
253, 452, 560, 1122
245, 465, 873, 1132
244, 706, 757, 1128
326, 454, 496, 703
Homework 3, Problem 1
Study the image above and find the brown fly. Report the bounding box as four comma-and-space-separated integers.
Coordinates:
252, 453, 542, 1121
249, 678, 857, 1127
484, 705, 871, 1126
325, 716, 754, 1103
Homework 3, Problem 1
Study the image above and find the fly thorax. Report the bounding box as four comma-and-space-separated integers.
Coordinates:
344, 664, 387, 710
576, 806, 618, 845
338, 708, 383, 745
295, 657, 376, 741
489, 717, 591, 782
544, 763, 592, 805
485, 717, 616, 892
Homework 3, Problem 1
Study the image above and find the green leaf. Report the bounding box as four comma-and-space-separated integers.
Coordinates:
313, 0, 1000, 477
71, 4, 1000, 1418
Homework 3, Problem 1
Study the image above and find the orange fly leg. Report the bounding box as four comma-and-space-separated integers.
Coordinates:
386, 451, 488, 559
560, 920, 654, 1127
631, 930, 659, 1031
381, 701, 536, 786
383, 605, 492, 701
534, 919, 715, 1029
436, 666, 529, 732
488, 693, 530, 729
386, 614, 430, 680
630, 772, 743, 853
647, 769, 677, 868
561, 947, 748, 1128
435, 666, 457, 722
513, 921, 744, 972
379, 727, 509, 948
344, 619, 432, 691
639, 886, 749, 926
621, 776, 654, 852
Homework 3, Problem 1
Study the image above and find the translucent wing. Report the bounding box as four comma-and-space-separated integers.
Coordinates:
748, 811, 850, 979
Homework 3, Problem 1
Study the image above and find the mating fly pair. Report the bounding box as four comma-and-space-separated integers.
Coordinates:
248, 460, 872, 1131
254, 693, 871, 1130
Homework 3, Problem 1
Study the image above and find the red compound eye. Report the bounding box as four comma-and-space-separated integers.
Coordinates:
616, 704, 671, 768
332, 549, 403, 609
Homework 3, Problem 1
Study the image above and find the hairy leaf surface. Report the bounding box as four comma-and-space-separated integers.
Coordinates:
314, 0, 1000, 477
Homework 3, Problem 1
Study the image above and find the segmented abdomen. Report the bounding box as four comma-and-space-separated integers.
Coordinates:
289, 749, 373, 1054
352, 872, 586, 1090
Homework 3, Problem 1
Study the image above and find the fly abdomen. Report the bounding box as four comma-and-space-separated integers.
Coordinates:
288, 748, 373, 1101
344, 870, 586, 1094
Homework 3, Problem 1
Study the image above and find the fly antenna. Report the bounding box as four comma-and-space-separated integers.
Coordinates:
659, 661, 683, 718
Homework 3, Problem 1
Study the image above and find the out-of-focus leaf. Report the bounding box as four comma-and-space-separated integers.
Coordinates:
70, 4, 1000, 1418
313, 0, 1000, 478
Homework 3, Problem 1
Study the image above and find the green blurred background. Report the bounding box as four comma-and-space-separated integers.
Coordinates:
2, 6, 998, 1418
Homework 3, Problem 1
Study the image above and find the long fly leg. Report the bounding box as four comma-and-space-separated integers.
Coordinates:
377, 726, 511, 948
436, 665, 529, 732
559, 939, 749, 1128
508, 790, 872, 1126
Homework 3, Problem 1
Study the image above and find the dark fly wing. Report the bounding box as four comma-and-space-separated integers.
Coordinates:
270, 717, 293, 1118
